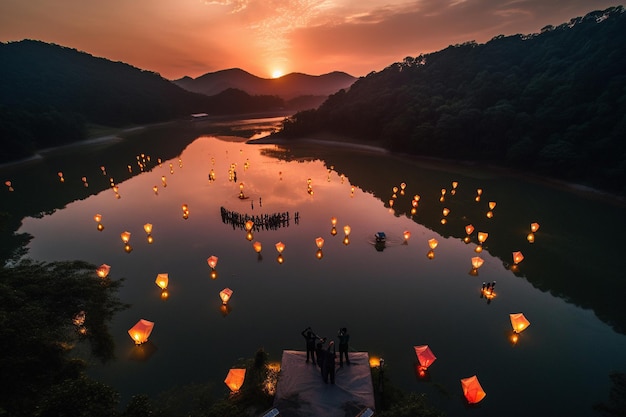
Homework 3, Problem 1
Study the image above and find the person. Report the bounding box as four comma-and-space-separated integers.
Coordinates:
316, 337, 327, 370
338, 327, 350, 366
322, 341, 336, 384
301, 327, 317, 364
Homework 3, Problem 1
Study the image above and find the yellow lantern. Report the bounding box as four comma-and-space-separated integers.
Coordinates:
224, 368, 246, 393
143, 223, 153, 234
331, 217, 338, 226
442, 208, 450, 216
488, 201, 496, 210
477, 232, 488, 243
128, 319, 154, 345
510, 313, 530, 333
400, 182, 406, 190
471, 257, 484, 269
253, 241, 262, 253
155, 273, 168, 290
428, 238, 438, 250
153, 185, 158, 194
512, 251, 524, 264
220, 288, 233, 304
452, 181, 458, 189
207, 256, 218, 269
465, 224, 474, 235
527, 232, 535, 243
392, 186, 398, 194
476, 188, 483, 195
531, 222, 540, 232
94, 214, 102, 223
182, 204, 188, 212
96, 264, 111, 278
343, 225, 351, 236
275, 242, 285, 254
441, 188, 446, 195
413, 194, 421, 202
120, 231, 131, 244
486, 210, 494, 218
315, 237, 325, 249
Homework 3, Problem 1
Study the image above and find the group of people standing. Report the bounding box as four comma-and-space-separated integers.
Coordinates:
301, 326, 351, 384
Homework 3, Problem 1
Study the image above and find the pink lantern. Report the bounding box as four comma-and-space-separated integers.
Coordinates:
414, 345, 437, 370
207, 256, 218, 269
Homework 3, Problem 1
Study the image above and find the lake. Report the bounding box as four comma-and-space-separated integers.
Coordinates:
3, 116, 626, 416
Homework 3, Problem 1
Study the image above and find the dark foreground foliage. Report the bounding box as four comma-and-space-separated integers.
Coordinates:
280, 6, 626, 195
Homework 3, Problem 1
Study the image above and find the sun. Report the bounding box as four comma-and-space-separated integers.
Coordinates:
271, 69, 284, 79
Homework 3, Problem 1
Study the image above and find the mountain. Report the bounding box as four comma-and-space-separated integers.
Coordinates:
0, 40, 285, 163
278, 6, 626, 196
173, 68, 357, 100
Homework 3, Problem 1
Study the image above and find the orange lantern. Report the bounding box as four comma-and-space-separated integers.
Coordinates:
440, 188, 446, 195
275, 242, 285, 254
96, 264, 111, 278
315, 237, 325, 249
461, 375, 486, 404
477, 232, 488, 243
531, 222, 540, 232
413, 194, 421, 202
403, 231, 411, 242
471, 257, 484, 269
94, 214, 102, 223
224, 368, 246, 393
245, 220, 254, 232
207, 256, 218, 269
510, 313, 530, 333
452, 181, 458, 189
120, 231, 131, 244
465, 224, 474, 235
343, 225, 351, 236
143, 223, 153, 234
331, 217, 338, 226
489, 201, 496, 210
220, 288, 233, 304
414, 345, 437, 371
512, 251, 524, 265
442, 208, 450, 216
128, 319, 154, 345
428, 238, 438, 250
527, 233, 535, 243
476, 189, 483, 196
253, 241, 262, 253
155, 273, 168, 290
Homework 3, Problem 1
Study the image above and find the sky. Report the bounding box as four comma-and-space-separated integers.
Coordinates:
0, 0, 620, 80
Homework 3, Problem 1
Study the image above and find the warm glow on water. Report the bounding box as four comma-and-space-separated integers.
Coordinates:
10, 121, 626, 417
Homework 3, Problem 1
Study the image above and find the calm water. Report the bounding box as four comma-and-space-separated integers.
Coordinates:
4, 118, 626, 416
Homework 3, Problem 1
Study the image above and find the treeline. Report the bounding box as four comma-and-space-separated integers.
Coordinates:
0, 40, 285, 163
279, 6, 626, 195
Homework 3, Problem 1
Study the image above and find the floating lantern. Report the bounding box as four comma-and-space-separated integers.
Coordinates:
427, 250, 435, 259
161, 176, 167, 187
442, 208, 450, 217
531, 222, 540, 233
510, 313, 530, 333
94, 214, 102, 223
343, 225, 351, 236
120, 231, 131, 244
452, 181, 458, 189
315, 237, 325, 249
207, 256, 218, 269
414, 345, 437, 376
428, 238, 438, 250
143, 223, 153, 234
413, 194, 421, 202
403, 231, 411, 242
224, 368, 246, 393
220, 288, 233, 304
477, 189, 483, 196
527, 233, 535, 243
512, 251, 524, 265
489, 201, 496, 210
331, 217, 338, 227
153, 185, 158, 194
97, 223, 104, 231
486, 210, 494, 218
96, 264, 111, 278
389, 199, 394, 207
155, 273, 168, 290
477, 232, 488, 243
461, 375, 486, 404
253, 241, 262, 253
128, 319, 154, 345
343, 236, 350, 246
316, 249, 323, 260
471, 257, 484, 269
465, 224, 474, 236
275, 242, 285, 254
245, 220, 254, 232
58, 172, 65, 182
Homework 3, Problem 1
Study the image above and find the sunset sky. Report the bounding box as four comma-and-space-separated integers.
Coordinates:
0, 0, 619, 80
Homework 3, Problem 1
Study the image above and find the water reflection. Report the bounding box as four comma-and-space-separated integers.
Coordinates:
3, 119, 626, 417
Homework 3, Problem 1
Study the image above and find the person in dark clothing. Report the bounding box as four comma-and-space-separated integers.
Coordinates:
338, 327, 350, 366
316, 337, 327, 370
301, 327, 317, 364
322, 341, 336, 384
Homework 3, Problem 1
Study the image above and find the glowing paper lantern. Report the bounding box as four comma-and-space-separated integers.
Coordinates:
245, 220, 254, 232
343, 225, 351, 236
220, 287, 233, 304
315, 237, 325, 249
465, 224, 474, 235
207, 256, 218, 269
120, 231, 131, 244
128, 319, 154, 345
461, 375, 486, 404
94, 214, 102, 223
442, 208, 450, 216
428, 238, 438, 250
452, 181, 458, 189
331, 217, 338, 226
414, 345, 437, 370
96, 264, 111, 278
403, 231, 411, 242
510, 313, 530, 333
253, 241, 262, 253
527, 233, 535, 243
531, 222, 540, 232
275, 242, 285, 254
471, 257, 484, 269
512, 251, 524, 265
477, 232, 488, 243
489, 201, 496, 210
476, 189, 483, 196
224, 368, 246, 392
155, 273, 168, 290
143, 223, 153, 234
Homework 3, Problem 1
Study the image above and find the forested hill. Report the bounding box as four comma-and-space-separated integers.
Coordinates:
279, 6, 626, 196
0, 40, 284, 163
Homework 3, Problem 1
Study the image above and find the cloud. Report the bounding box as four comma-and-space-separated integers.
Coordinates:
203, 0, 250, 13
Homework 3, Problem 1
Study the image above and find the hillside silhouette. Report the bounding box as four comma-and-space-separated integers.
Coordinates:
278, 6, 626, 196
